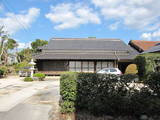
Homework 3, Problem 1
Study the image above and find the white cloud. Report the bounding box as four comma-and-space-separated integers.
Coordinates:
92, 0, 160, 31
141, 29, 160, 40
18, 42, 31, 49
109, 22, 120, 30
45, 3, 101, 30
0, 7, 40, 34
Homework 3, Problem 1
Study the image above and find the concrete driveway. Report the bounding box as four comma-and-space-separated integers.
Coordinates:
0, 76, 60, 120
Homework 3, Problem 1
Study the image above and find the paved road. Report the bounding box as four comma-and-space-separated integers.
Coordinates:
0, 76, 60, 120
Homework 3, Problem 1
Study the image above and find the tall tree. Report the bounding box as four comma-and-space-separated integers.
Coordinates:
31, 39, 48, 52
4, 39, 18, 64
0, 26, 18, 64
17, 48, 32, 62
0, 26, 8, 64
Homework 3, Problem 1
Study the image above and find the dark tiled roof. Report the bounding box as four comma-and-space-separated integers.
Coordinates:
129, 40, 160, 52
41, 38, 132, 51
34, 51, 137, 60
34, 38, 138, 60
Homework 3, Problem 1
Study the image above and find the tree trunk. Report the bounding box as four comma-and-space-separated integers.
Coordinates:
0, 39, 5, 64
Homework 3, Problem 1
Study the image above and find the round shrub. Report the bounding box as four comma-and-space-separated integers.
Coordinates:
33, 73, 45, 81
125, 64, 138, 74
24, 77, 33, 82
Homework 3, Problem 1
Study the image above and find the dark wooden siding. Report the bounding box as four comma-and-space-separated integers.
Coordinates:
36, 60, 117, 73
36, 60, 68, 71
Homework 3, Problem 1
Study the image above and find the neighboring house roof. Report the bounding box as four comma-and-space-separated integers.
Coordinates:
34, 38, 138, 60
143, 43, 160, 53
129, 40, 160, 53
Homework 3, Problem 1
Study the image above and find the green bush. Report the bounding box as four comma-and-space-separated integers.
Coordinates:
76, 73, 159, 116
135, 53, 160, 80
60, 101, 75, 113
33, 73, 45, 81
15, 61, 31, 72
0, 66, 8, 76
0, 69, 4, 76
145, 72, 160, 96
60, 72, 160, 116
60, 72, 77, 113
24, 77, 33, 82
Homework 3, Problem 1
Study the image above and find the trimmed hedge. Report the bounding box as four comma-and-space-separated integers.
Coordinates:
135, 53, 160, 80
60, 72, 160, 116
60, 72, 77, 113
145, 72, 160, 96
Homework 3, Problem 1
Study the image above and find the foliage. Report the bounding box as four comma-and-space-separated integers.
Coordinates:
0, 26, 18, 65
60, 101, 75, 113
60, 72, 77, 113
5, 39, 18, 50
135, 53, 160, 80
125, 64, 138, 74
0, 66, 8, 76
33, 72, 46, 81
17, 48, 32, 62
14, 61, 31, 72
0, 69, 4, 76
24, 77, 33, 82
60, 72, 160, 116
145, 72, 160, 96
31, 39, 48, 52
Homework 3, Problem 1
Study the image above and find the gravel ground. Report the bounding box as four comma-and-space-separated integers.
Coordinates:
0, 76, 60, 120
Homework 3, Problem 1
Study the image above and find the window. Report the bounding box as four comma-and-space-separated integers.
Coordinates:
102, 62, 108, 69
69, 61, 76, 71
108, 62, 114, 67
104, 69, 109, 72
88, 62, 94, 72
75, 61, 81, 72
96, 61, 114, 71
96, 62, 102, 71
82, 61, 89, 72
110, 69, 117, 72
69, 61, 82, 72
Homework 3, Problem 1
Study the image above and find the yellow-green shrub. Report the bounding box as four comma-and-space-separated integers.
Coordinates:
125, 64, 138, 74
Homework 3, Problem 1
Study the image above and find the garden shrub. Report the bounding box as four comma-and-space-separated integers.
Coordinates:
15, 61, 31, 72
76, 73, 138, 115
135, 53, 160, 80
125, 64, 138, 74
145, 72, 160, 96
0, 69, 4, 76
24, 77, 33, 82
120, 74, 139, 83
0, 66, 8, 76
33, 72, 45, 81
60, 72, 77, 113
60, 72, 160, 116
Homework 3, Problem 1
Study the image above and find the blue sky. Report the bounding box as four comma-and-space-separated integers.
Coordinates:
0, 0, 160, 48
